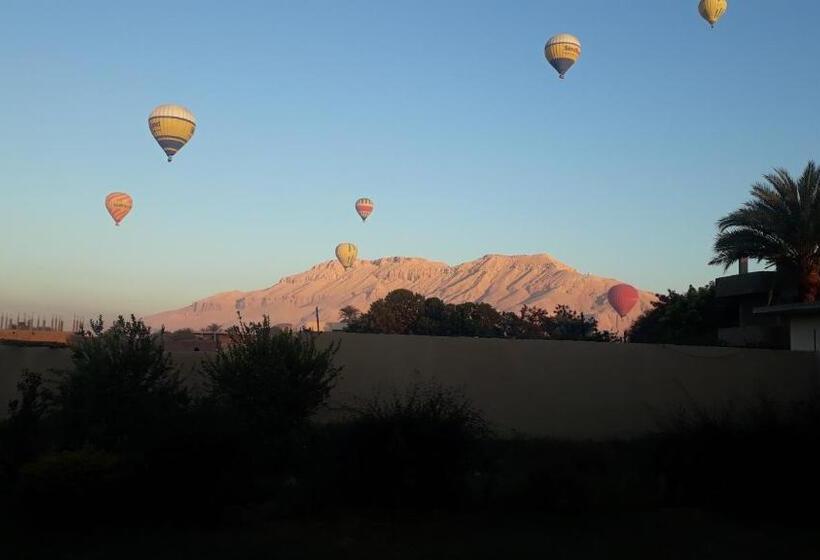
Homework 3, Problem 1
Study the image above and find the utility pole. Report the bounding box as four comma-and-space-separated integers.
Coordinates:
315, 306, 320, 332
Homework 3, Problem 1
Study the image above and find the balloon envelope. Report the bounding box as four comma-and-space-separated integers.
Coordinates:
699, 0, 727, 27
544, 33, 581, 79
335, 243, 358, 270
607, 284, 639, 318
105, 192, 133, 226
148, 104, 196, 162
355, 198, 374, 222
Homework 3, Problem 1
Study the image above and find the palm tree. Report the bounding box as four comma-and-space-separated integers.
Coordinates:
710, 162, 820, 302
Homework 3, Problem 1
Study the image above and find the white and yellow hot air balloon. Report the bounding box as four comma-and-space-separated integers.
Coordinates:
105, 192, 133, 226
544, 34, 581, 79
335, 243, 358, 270
148, 104, 196, 162
699, 0, 727, 28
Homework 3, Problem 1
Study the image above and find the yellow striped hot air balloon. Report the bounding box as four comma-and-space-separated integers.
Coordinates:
335, 243, 358, 270
699, 0, 727, 28
148, 104, 196, 162
544, 33, 581, 79
105, 192, 133, 226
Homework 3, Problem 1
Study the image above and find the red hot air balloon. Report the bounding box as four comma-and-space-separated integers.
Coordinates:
607, 284, 638, 318
355, 197, 374, 222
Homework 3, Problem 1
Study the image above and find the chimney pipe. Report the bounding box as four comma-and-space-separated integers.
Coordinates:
739, 257, 749, 275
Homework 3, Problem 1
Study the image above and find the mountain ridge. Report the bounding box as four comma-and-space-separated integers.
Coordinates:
144, 254, 657, 332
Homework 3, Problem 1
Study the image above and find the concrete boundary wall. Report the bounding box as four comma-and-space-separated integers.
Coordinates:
2, 334, 818, 439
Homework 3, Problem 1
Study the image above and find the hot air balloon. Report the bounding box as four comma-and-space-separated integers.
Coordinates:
335, 243, 358, 270
105, 192, 133, 226
355, 198, 374, 222
544, 34, 581, 79
607, 284, 639, 318
148, 104, 196, 162
699, 0, 727, 28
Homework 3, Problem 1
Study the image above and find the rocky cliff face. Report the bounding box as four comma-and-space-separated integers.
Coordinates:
144, 254, 656, 332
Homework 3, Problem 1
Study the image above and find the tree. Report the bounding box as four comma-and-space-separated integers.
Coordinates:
519, 305, 616, 342
710, 162, 820, 302
338, 305, 361, 325
354, 289, 426, 334
50, 315, 189, 451
628, 284, 724, 346
201, 315, 342, 445
344, 289, 616, 342
0, 371, 52, 478
550, 305, 617, 342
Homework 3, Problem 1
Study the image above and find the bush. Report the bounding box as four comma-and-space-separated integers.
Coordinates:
49, 315, 190, 453
337, 380, 489, 508
0, 370, 52, 481
16, 449, 131, 526
656, 395, 820, 520
201, 315, 342, 456
480, 438, 660, 514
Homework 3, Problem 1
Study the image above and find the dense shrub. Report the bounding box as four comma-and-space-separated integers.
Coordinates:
628, 284, 728, 346
49, 315, 190, 452
344, 289, 616, 342
202, 315, 342, 457
336, 381, 489, 508
15, 449, 130, 525
656, 395, 820, 520
0, 370, 52, 481
481, 438, 660, 513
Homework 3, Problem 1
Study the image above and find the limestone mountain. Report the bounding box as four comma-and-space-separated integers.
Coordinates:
144, 254, 656, 333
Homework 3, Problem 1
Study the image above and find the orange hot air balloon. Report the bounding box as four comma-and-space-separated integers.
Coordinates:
607, 284, 639, 318
355, 197, 374, 222
105, 192, 133, 226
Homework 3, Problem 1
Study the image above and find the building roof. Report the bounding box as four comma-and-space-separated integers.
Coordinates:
753, 302, 820, 317
715, 271, 777, 298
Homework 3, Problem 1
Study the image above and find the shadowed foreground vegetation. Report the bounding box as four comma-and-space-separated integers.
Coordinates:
1, 316, 820, 557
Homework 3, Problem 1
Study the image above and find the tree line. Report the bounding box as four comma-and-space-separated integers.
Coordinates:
338, 289, 617, 342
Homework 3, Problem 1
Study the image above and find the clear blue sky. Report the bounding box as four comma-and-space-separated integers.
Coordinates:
1, 0, 819, 319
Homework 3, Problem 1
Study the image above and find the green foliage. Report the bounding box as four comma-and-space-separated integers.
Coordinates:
201, 315, 342, 445
51, 315, 189, 451
16, 448, 130, 526
628, 284, 723, 346
338, 380, 489, 508
19, 449, 123, 495
338, 305, 361, 324
345, 289, 616, 342
0, 371, 52, 480
656, 395, 820, 518
519, 305, 618, 342
710, 161, 820, 302
482, 438, 660, 513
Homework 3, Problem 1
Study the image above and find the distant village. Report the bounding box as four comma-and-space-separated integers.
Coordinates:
0, 313, 87, 346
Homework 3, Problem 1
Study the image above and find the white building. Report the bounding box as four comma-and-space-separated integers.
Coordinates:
754, 303, 820, 351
